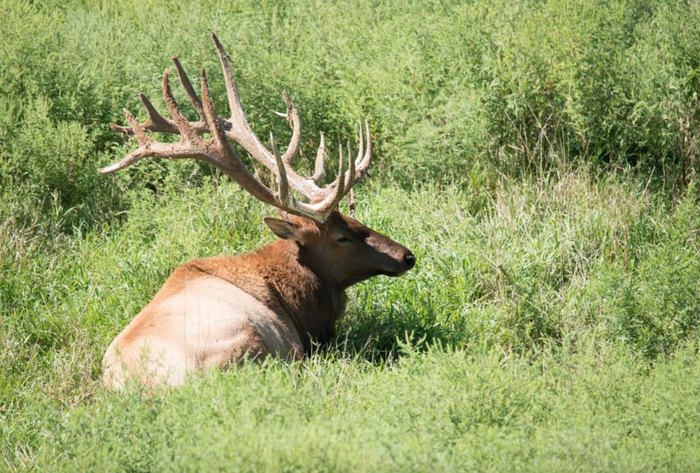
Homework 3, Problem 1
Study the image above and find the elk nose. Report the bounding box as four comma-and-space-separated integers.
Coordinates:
403, 252, 416, 269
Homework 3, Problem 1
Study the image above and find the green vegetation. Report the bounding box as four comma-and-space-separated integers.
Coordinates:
2, 0, 699, 471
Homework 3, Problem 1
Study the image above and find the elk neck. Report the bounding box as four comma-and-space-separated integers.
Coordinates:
258, 239, 347, 353
184, 239, 346, 354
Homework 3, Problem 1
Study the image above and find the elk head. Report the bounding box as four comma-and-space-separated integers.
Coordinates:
265, 212, 415, 288
102, 33, 415, 284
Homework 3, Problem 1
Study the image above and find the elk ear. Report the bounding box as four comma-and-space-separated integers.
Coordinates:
264, 218, 304, 241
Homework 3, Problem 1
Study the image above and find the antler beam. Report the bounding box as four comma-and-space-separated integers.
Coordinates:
102, 33, 371, 222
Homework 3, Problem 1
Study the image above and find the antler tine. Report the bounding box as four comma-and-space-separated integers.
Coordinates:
311, 132, 327, 183
109, 91, 176, 136
344, 139, 356, 190
310, 122, 365, 200
280, 90, 301, 164
320, 143, 348, 213
270, 132, 290, 207
198, 67, 231, 158
210, 33, 245, 128
355, 120, 372, 180
344, 121, 364, 189
210, 32, 264, 151
161, 69, 199, 143
139, 93, 176, 131
172, 55, 205, 119
199, 68, 281, 208
270, 91, 301, 163
210, 33, 317, 198
356, 120, 365, 168
124, 108, 152, 147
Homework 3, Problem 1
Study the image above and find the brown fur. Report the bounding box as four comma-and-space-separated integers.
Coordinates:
102, 211, 414, 388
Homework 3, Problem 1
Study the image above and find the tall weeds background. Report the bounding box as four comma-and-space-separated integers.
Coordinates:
1, 0, 699, 471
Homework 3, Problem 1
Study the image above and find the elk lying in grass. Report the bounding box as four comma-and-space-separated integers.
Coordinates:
101, 34, 415, 388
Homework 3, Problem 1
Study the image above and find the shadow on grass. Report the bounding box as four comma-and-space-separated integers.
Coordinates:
319, 307, 460, 364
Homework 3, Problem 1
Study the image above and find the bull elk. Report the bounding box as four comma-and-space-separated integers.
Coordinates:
101, 34, 415, 388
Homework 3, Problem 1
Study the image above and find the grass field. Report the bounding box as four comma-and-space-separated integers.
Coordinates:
2, 1, 700, 471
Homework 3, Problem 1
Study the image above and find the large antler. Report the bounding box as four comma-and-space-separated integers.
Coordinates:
102, 33, 372, 222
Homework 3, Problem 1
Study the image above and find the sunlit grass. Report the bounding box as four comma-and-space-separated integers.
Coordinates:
2, 0, 700, 470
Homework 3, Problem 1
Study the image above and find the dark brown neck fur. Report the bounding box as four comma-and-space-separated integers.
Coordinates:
184, 240, 346, 353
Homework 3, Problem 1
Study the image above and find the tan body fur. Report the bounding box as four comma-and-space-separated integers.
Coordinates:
103, 238, 353, 388
102, 212, 416, 388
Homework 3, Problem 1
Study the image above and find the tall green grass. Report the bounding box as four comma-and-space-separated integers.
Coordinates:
2, 0, 700, 470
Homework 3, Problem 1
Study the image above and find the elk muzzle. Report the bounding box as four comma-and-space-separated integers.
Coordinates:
365, 233, 416, 277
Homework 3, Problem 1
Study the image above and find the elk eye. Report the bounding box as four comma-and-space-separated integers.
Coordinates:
336, 236, 351, 244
